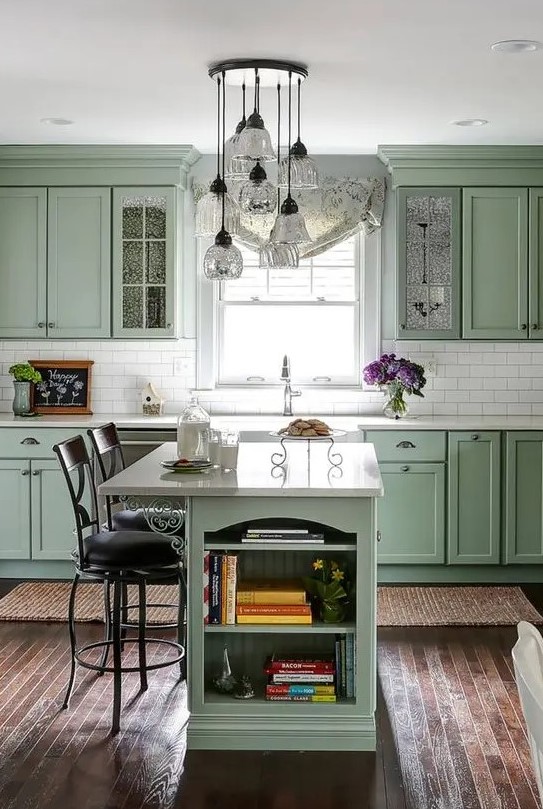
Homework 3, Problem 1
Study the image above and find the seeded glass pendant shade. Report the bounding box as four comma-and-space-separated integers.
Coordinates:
224, 83, 255, 179
203, 228, 243, 280
232, 109, 276, 162
269, 194, 311, 244
278, 139, 319, 189
195, 176, 240, 237
259, 241, 299, 269
239, 161, 276, 215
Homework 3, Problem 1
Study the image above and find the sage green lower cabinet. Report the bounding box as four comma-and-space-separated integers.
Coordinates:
376, 463, 445, 564
0, 460, 31, 559
505, 432, 543, 564
30, 460, 75, 560
448, 432, 501, 564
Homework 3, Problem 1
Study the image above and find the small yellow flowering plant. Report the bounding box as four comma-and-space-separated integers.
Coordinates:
302, 558, 351, 623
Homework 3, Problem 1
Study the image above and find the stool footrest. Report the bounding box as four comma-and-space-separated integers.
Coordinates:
74, 638, 185, 674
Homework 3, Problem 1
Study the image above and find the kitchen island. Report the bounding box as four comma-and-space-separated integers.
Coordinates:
98, 440, 383, 751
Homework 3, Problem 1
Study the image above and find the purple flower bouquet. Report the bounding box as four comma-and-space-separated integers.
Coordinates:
363, 354, 426, 418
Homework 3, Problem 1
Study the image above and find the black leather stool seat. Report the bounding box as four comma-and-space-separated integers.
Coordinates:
111, 509, 149, 532
83, 531, 178, 568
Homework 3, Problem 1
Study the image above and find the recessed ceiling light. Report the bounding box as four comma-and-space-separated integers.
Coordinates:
40, 117, 74, 126
451, 118, 489, 127
491, 39, 543, 53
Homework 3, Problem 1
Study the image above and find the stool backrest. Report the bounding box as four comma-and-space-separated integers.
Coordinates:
53, 435, 100, 568
512, 621, 543, 803
87, 423, 126, 529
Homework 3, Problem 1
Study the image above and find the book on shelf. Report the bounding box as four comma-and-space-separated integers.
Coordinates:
225, 554, 237, 625
246, 527, 309, 535
203, 551, 210, 625
334, 633, 356, 698
220, 553, 228, 625
266, 684, 336, 696
236, 614, 312, 625
236, 578, 307, 606
345, 633, 355, 699
266, 695, 337, 703
208, 552, 222, 625
241, 534, 324, 543
207, 551, 237, 625
265, 652, 335, 673
269, 672, 335, 683
236, 604, 311, 616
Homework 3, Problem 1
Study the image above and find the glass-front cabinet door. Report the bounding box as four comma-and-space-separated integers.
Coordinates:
397, 187, 461, 339
112, 187, 176, 337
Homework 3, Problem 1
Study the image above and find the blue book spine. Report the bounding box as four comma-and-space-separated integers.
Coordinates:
209, 553, 221, 624
340, 635, 347, 698
334, 636, 341, 696
345, 634, 354, 698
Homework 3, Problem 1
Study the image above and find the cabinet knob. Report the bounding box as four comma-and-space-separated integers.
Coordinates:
48, 322, 55, 328
21, 469, 29, 476
32, 470, 40, 476
20, 437, 39, 445
376, 530, 382, 543
399, 324, 406, 330
401, 465, 410, 472
37, 322, 46, 329
532, 324, 539, 331
471, 434, 479, 441
521, 323, 527, 330
166, 323, 173, 328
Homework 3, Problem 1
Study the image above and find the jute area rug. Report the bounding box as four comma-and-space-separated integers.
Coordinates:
0, 582, 541, 626
0, 581, 179, 624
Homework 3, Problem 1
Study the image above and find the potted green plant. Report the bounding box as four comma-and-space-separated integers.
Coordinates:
8, 363, 42, 416
303, 558, 352, 624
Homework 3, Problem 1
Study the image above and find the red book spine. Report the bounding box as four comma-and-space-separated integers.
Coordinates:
265, 662, 335, 674
236, 604, 311, 615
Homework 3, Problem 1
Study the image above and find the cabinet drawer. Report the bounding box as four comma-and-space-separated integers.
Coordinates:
0, 428, 84, 458
365, 430, 446, 462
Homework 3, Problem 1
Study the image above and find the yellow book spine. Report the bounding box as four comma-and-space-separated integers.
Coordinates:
220, 554, 228, 624
236, 591, 308, 605
310, 695, 337, 702
236, 614, 312, 625
225, 555, 237, 625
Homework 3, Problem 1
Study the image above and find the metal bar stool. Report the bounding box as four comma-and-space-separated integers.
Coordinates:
87, 423, 187, 679
53, 435, 185, 735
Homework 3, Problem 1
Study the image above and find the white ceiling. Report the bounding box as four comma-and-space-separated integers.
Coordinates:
1, 0, 543, 153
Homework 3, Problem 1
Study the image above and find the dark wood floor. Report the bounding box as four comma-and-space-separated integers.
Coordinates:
0, 581, 540, 809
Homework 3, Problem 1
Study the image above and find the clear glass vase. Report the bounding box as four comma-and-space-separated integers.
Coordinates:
382, 390, 409, 419
12, 381, 32, 416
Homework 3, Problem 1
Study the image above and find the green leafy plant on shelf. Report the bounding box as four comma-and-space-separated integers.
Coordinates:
303, 558, 353, 624
8, 363, 42, 383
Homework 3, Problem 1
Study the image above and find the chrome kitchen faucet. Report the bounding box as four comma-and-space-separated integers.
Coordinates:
281, 355, 302, 416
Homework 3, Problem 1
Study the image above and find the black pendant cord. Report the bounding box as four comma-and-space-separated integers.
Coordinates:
221, 70, 226, 231
276, 82, 281, 210
287, 70, 292, 198
256, 71, 260, 113
242, 81, 246, 121
216, 75, 221, 179
253, 68, 258, 113
297, 77, 301, 142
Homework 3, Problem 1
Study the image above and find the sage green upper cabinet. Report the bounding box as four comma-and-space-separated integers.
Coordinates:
0, 188, 47, 338
448, 431, 501, 564
463, 187, 528, 339
112, 187, 176, 337
47, 188, 111, 338
529, 188, 543, 336
397, 187, 461, 339
505, 432, 543, 564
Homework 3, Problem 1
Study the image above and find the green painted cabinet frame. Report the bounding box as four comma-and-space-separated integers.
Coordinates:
112, 186, 176, 337
530, 188, 543, 336
448, 431, 501, 564
47, 188, 111, 338
505, 432, 543, 564
0, 188, 47, 338
376, 462, 445, 564
397, 187, 461, 340
463, 187, 529, 339
30, 460, 77, 560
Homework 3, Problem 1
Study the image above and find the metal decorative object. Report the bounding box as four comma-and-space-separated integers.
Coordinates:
270, 433, 344, 470
119, 495, 186, 558
234, 674, 255, 700
213, 646, 237, 694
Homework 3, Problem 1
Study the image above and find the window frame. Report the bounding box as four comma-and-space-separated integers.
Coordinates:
196, 230, 381, 392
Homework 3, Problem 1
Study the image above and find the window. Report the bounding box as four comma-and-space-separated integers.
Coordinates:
197, 232, 380, 390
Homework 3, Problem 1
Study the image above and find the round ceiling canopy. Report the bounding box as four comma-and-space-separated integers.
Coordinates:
208, 59, 308, 87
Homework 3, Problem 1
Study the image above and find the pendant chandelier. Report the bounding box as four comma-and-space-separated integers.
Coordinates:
201, 59, 317, 279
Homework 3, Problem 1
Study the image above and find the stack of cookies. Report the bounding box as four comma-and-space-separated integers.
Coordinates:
278, 418, 333, 437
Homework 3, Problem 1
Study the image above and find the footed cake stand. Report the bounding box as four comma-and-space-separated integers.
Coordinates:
269, 430, 346, 470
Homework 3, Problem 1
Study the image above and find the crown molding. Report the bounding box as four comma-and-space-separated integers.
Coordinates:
0, 145, 201, 188
377, 144, 543, 187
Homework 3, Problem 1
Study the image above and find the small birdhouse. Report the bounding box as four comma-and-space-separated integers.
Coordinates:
141, 382, 164, 416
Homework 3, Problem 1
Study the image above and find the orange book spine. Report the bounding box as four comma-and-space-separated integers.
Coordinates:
225, 555, 237, 625
236, 591, 307, 605
236, 604, 311, 615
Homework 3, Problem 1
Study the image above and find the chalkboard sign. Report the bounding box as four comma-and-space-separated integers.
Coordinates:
30, 360, 94, 414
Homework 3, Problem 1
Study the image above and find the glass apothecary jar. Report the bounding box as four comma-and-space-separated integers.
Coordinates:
177, 396, 210, 461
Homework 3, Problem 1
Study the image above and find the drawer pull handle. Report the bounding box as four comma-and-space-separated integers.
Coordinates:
471, 434, 479, 441
396, 440, 416, 449
401, 465, 410, 472
21, 469, 29, 476
21, 437, 39, 445
376, 530, 382, 543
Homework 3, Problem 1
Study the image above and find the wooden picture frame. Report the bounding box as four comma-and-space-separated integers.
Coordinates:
29, 360, 94, 415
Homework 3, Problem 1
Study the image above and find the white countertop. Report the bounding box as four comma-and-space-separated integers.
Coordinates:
4, 412, 543, 432
98, 441, 384, 498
